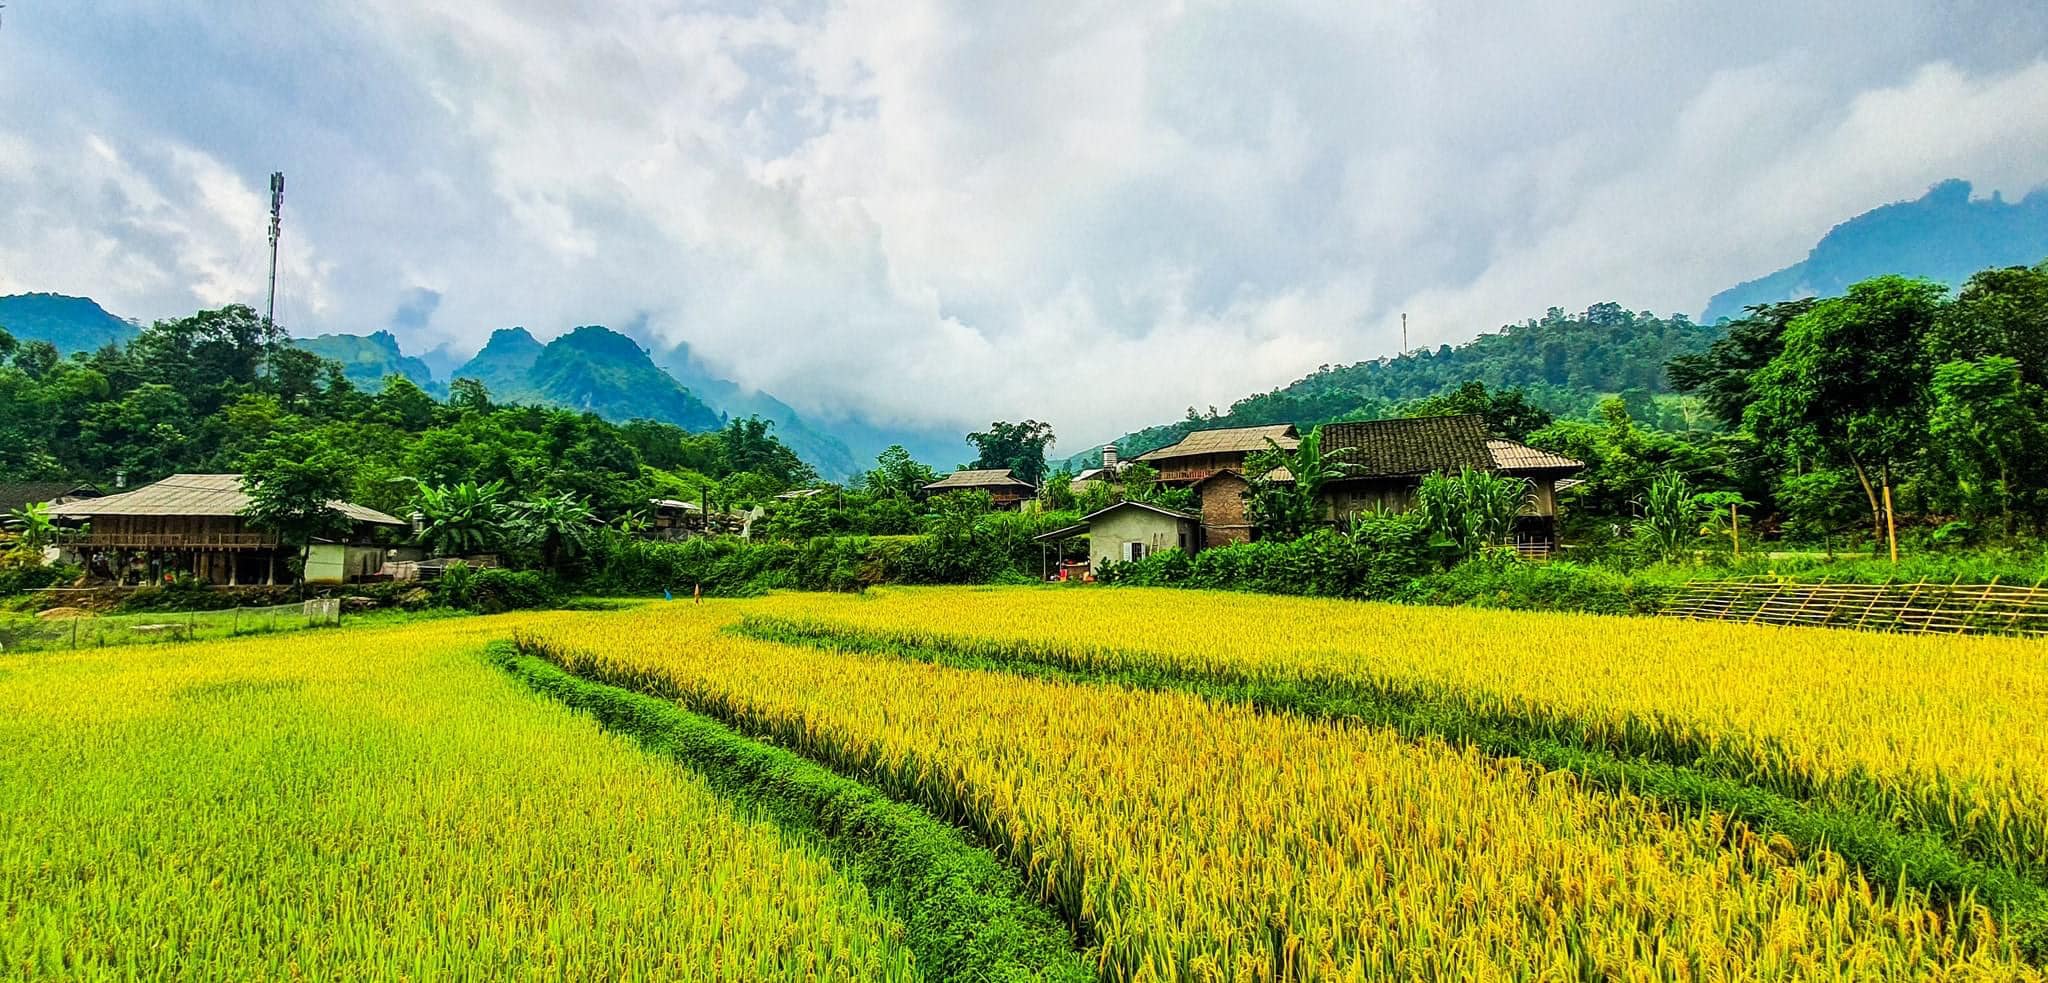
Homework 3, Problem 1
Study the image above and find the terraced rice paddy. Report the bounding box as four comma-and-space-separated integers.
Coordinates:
6, 586, 2046, 980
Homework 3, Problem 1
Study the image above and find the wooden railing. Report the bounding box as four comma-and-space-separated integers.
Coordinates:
1660, 576, 2048, 637
60, 531, 279, 548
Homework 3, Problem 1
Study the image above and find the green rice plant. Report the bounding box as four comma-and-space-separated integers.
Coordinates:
0, 613, 916, 981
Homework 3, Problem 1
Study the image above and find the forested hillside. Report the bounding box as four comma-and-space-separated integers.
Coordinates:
1069, 304, 1716, 468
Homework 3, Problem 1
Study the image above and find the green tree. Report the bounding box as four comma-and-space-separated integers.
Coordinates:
1746, 275, 1945, 540
1666, 299, 1815, 429
1925, 261, 2048, 382
412, 480, 512, 556
1928, 357, 2045, 539
864, 445, 940, 499
239, 432, 357, 585
448, 377, 494, 416
721, 416, 817, 488
1397, 381, 1554, 441
967, 420, 1056, 486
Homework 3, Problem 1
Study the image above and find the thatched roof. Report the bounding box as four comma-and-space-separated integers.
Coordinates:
1135, 425, 1299, 462
48, 474, 404, 525
923, 469, 1035, 492
1317, 415, 1496, 478
1318, 416, 1584, 480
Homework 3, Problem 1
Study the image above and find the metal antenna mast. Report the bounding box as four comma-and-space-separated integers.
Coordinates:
264, 171, 285, 330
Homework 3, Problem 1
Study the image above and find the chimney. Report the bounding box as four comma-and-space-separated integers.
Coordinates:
1101, 444, 1118, 470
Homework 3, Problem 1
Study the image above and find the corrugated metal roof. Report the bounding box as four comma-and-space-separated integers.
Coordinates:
1136, 425, 1299, 462
1486, 438, 1584, 473
923, 469, 1035, 491
1318, 416, 1495, 478
48, 474, 404, 525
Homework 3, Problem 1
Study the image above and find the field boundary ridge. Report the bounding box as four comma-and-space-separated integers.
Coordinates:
488, 641, 1092, 983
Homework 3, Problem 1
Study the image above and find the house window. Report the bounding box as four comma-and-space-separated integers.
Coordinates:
1123, 541, 1147, 562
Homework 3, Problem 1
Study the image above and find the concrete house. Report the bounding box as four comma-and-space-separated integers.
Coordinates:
922, 469, 1037, 510
49, 474, 406, 585
1033, 499, 1201, 575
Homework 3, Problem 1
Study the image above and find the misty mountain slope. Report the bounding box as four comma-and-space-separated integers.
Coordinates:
0, 294, 140, 353
296, 330, 443, 395
465, 325, 723, 432
659, 341, 859, 479
1704, 180, 2048, 322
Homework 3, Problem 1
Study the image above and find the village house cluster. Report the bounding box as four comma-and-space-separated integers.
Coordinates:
921, 414, 1583, 576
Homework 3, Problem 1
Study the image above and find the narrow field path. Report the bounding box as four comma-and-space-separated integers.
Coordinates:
490, 644, 1093, 983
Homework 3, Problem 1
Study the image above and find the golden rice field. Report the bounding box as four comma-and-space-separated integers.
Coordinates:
8, 587, 2048, 981
0, 612, 917, 982
742, 587, 2048, 879
519, 600, 2046, 980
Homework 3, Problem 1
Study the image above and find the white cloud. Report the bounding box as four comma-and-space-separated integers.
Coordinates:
1, 1, 2045, 447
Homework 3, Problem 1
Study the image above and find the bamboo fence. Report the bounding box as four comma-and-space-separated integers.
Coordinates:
1660, 576, 2048, 637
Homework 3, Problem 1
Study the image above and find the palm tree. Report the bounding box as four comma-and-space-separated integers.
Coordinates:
514, 492, 597, 573
412, 480, 511, 557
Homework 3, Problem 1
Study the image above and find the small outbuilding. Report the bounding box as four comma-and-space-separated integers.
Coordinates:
1033, 499, 1202, 575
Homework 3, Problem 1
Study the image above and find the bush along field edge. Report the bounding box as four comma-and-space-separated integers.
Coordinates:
485, 642, 1091, 983
731, 617, 2048, 960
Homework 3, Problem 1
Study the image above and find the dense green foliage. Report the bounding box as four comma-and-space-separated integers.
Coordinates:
0, 304, 825, 546
967, 420, 1057, 485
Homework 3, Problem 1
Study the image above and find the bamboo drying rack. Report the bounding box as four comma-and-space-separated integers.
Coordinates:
1660, 576, 2048, 637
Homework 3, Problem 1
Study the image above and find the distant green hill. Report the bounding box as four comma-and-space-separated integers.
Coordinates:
296, 330, 443, 395
1703, 180, 2048, 322
452, 326, 544, 397
453, 326, 721, 433
0, 294, 139, 353
1065, 304, 1715, 468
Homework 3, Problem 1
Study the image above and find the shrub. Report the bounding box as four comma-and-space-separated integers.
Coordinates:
1100, 516, 1433, 600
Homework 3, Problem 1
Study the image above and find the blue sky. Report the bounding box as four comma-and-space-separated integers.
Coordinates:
3, 1, 2046, 441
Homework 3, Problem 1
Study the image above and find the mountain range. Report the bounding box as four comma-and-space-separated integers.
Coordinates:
0, 292, 948, 480
4, 177, 2042, 482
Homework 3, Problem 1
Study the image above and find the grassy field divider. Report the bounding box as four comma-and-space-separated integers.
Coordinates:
734, 616, 2048, 959
486, 642, 1092, 983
